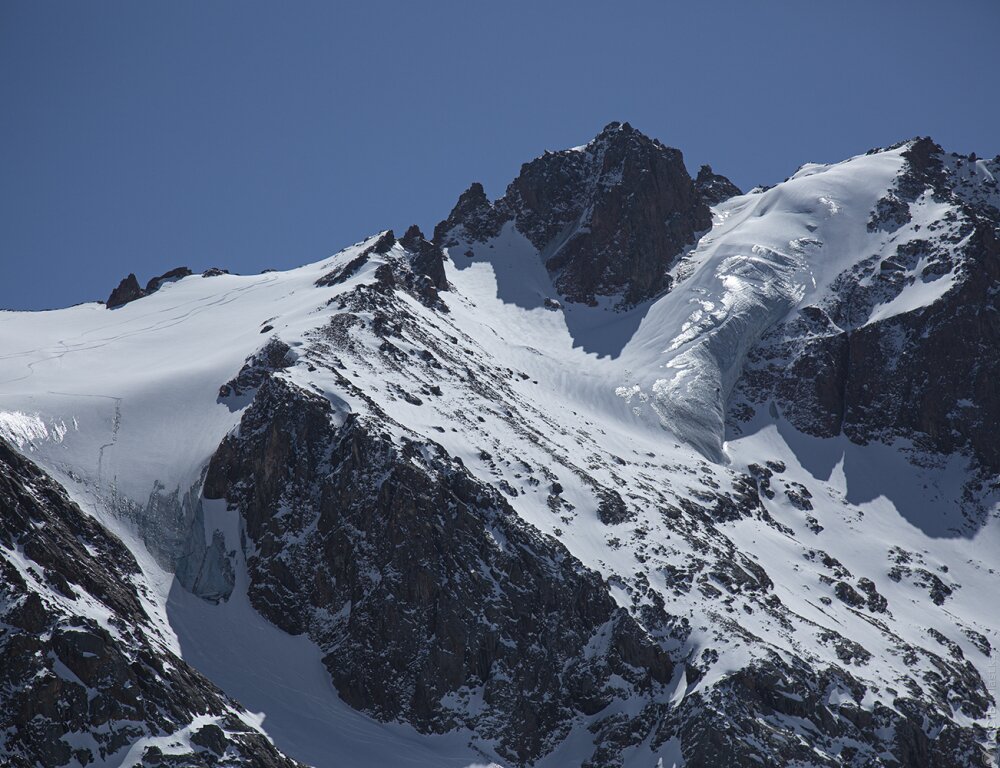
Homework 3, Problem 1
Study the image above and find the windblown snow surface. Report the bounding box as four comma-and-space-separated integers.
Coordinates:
1, 142, 998, 767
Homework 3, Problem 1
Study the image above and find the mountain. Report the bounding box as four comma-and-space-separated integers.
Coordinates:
1, 124, 998, 767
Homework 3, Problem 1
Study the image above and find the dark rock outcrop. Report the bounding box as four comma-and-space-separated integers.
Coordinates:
433, 182, 504, 245
400, 224, 448, 292
315, 252, 370, 288
694, 164, 742, 205
316, 231, 396, 288
368, 228, 397, 255
435, 121, 712, 307
596, 487, 633, 524
106, 272, 144, 308
218, 337, 294, 399
660, 656, 989, 768
145, 266, 193, 293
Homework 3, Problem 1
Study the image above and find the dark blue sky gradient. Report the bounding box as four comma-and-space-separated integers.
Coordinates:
2, 0, 998, 309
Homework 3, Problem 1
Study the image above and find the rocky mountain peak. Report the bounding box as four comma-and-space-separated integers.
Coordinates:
897, 136, 949, 201
585, 120, 654, 149
452, 181, 489, 213
596, 118, 630, 135
105, 272, 143, 308
436, 122, 714, 307
432, 182, 496, 245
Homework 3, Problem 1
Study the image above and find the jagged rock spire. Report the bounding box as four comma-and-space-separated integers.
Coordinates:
435, 122, 715, 306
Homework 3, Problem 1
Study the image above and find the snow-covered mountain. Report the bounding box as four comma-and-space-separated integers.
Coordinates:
2, 122, 999, 767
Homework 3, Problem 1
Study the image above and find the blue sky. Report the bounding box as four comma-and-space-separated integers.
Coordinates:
2, 0, 998, 310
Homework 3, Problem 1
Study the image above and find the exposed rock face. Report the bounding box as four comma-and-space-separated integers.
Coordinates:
106, 266, 192, 307
435, 121, 712, 306
694, 164, 742, 204
315, 230, 395, 288
219, 337, 294, 399
432, 182, 504, 245
735, 138, 1000, 475
106, 272, 145, 308
204, 376, 672, 765
661, 656, 988, 768
0, 438, 303, 768
400, 224, 448, 292
146, 266, 193, 293
316, 251, 371, 288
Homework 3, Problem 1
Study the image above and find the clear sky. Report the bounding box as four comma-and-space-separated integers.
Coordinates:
2, 0, 998, 310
